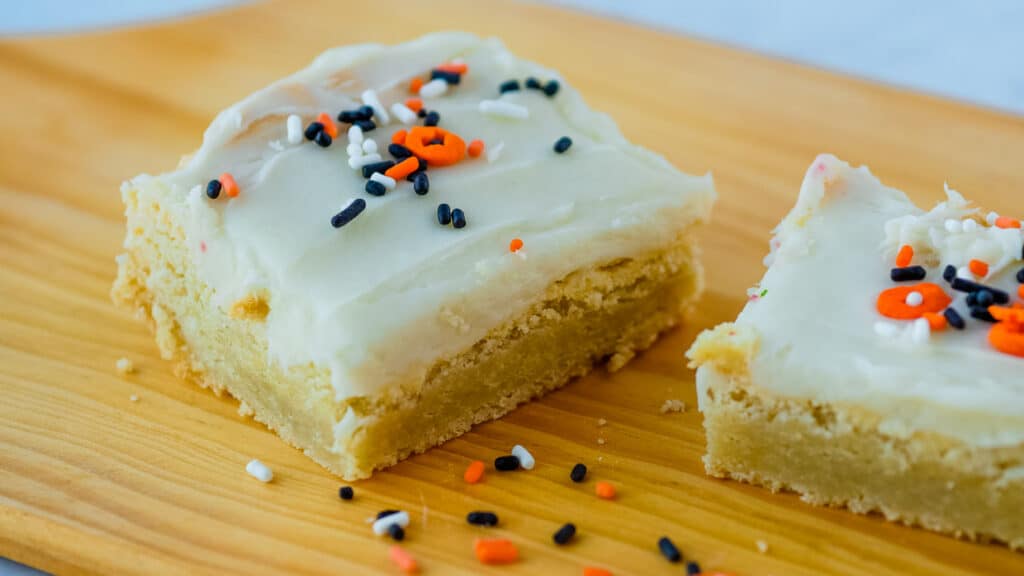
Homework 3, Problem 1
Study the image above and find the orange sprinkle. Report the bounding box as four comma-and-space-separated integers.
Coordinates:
895, 244, 914, 267
989, 320, 1024, 357
219, 173, 239, 198
989, 305, 1024, 324
595, 481, 616, 500
922, 312, 947, 331
385, 157, 421, 181
583, 568, 613, 576
392, 130, 408, 145
969, 259, 989, 278
474, 538, 518, 565
1019, 285, 1024, 300
995, 216, 1022, 229
405, 98, 424, 113
316, 112, 338, 138
389, 545, 419, 574
435, 62, 469, 74
463, 460, 485, 484
876, 283, 951, 320
468, 139, 485, 158
409, 77, 424, 94
404, 126, 466, 166
509, 238, 524, 253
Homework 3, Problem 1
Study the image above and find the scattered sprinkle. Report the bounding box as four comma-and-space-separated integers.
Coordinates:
373, 511, 410, 536
361, 160, 396, 178
922, 312, 947, 331
943, 264, 957, 282
349, 153, 384, 170
570, 463, 587, 483
468, 139, 485, 158
362, 138, 378, 154
499, 79, 521, 94
314, 130, 332, 147
963, 218, 979, 233
525, 77, 542, 90
552, 523, 576, 545
419, 78, 448, 98
423, 110, 441, 127
553, 136, 573, 153
479, 99, 529, 120
996, 216, 1021, 229
316, 112, 338, 138
389, 545, 419, 574
390, 102, 418, 125
304, 121, 324, 141
895, 244, 914, 267
595, 481, 616, 500
245, 459, 273, 483
509, 238, 524, 253
384, 157, 420, 181
658, 536, 682, 563
944, 307, 966, 330
486, 140, 506, 164
543, 79, 561, 97
115, 357, 134, 375
437, 203, 452, 225
969, 259, 990, 278
467, 511, 499, 527
435, 61, 468, 75
660, 399, 686, 414
339, 486, 354, 500
987, 211, 1000, 226
464, 460, 485, 484
205, 179, 222, 199
890, 266, 926, 282
286, 114, 302, 144
404, 98, 423, 113
511, 445, 535, 470
370, 172, 397, 190
877, 283, 951, 320
219, 173, 239, 198
365, 180, 387, 197
430, 69, 462, 85
348, 124, 364, 145
474, 538, 518, 565
494, 454, 520, 471
377, 509, 400, 519
452, 208, 467, 229
355, 119, 376, 132
583, 568, 613, 576
388, 523, 405, 541
412, 172, 430, 195
409, 77, 424, 94
332, 198, 366, 228
686, 561, 702, 575
361, 89, 390, 125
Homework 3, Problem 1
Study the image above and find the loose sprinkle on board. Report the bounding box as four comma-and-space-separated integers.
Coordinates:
464, 460, 485, 484
570, 463, 587, 483
331, 198, 367, 228
511, 445, 535, 470
494, 454, 519, 471
658, 536, 682, 563
115, 357, 134, 375
467, 511, 499, 527
389, 545, 419, 574
686, 562, 702, 575
479, 99, 529, 120
373, 511, 410, 536
583, 568, 613, 576
474, 538, 519, 565
339, 486, 354, 500
245, 459, 273, 483
552, 523, 576, 545
595, 481, 616, 500
388, 523, 405, 541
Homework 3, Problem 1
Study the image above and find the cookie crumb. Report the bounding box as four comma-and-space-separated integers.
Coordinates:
756, 539, 769, 554
660, 399, 686, 414
129, 394, 139, 402
597, 418, 608, 427
115, 357, 134, 375
597, 438, 606, 445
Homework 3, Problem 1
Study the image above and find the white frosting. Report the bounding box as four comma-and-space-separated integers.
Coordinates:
132, 32, 714, 400
731, 154, 1024, 448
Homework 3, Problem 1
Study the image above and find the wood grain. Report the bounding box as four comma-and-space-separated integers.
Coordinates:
2, 1, 1023, 574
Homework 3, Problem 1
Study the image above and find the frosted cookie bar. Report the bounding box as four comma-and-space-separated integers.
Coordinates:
687, 154, 1023, 548
112, 32, 715, 479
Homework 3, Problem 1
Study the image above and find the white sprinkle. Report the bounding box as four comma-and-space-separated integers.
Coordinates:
372, 511, 410, 535
905, 291, 924, 306
910, 318, 931, 344
115, 357, 134, 375
944, 219, 961, 233
660, 399, 687, 414
129, 394, 139, 402
756, 540, 769, 554
419, 78, 448, 98
245, 459, 273, 483
348, 124, 364, 145
370, 172, 396, 190
347, 143, 363, 157
511, 445, 535, 470
349, 153, 383, 170
486, 140, 506, 164
390, 102, 418, 125
362, 139, 378, 154
962, 218, 978, 233
361, 89, 390, 125
286, 114, 303, 144
987, 211, 1000, 226
874, 321, 898, 338
957, 266, 973, 280
479, 99, 529, 120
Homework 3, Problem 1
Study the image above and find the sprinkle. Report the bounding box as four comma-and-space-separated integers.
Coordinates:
552, 523, 576, 545
314, 130, 333, 147
944, 219, 962, 233
890, 266, 926, 282
468, 139, 485, 158
424, 111, 441, 127
430, 69, 462, 85
658, 536, 682, 563
362, 139, 378, 154
525, 77, 542, 90
348, 153, 384, 170
361, 160, 396, 178
347, 143, 362, 156
205, 179, 222, 199
988, 310, 1024, 357
756, 539, 770, 554
595, 481, 616, 500
245, 459, 273, 483
1017, 268, 1024, 283
660, 399, 686, 413
338, 107, 373, 123
962, 218, 979, 233
377, 509, 400, 519
499, 79, 521, 94
129, 394, 138, 402
486, 141, 505, 163
452, 208, 467, 229
389, 545, 419, 574
543, 80, 561, 97
355, 119, 376, 132
943, 264, 957, 282
509, 238, 524, 253
412, 172, 430, 195
388, 523, 405, 541
969, 259, 989, 278
583, 569, 612, 576
384, 157, 419, 181
115, 357, 134, 375
922, 312, 947, 331
474, 538, 518, 565
390, 102, 418, 125
361, 89, 390, 125
409, 77, 424, 94
464, 460, 485, 484
944, 307, 966, 330
370, 172, 397, 190
304, 121, 324, 141
417, 108, 427, 118
895, 245, 914, 267
686, 562, 701, 575
373, 511, 410, 536
389, 143, 413, 159
970, 307, 998, 323
437, 203, 452, 226
419, 78, 448, 98
1019, 285, 1024, 299
365, 180, 387, 197
348, 124, 364, 145
570, 463, 587, 483
286, 114, 303, 144
331, 198, 367, 228
404, 126, 466, 166
976, 289, 996, 307
876, 283, 951, 319
339, 486, 354, 500
392, 130, 408, 145
405, 98, 423, 113
511, 445, 535, 470
494, 454, 519, 471
316, 112, 338, 138
950, 277, 1010, 303
479, 99, 529, 120
905, 291, 924, 306
435, 62, 468, 74
467, 511, 499, 527
219, 173, 239, 198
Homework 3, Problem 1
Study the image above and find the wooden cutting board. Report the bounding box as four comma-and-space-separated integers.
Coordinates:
2, 1, 1022, 574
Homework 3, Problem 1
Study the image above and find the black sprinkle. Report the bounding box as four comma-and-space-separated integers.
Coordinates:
376, 509, 400, 520
388, 523, 405, 541
942, 264, 957, 282
412, 172, 429, 196
431, 69, 461, 85
552, 523, 576, 545
304, 121, 324, 140
361, 160, 396, 179
417, 108, 428, 118
543, 80, 560, 97
331, 199, 367, 228
1017, 267, 1024, 283
389, 143, 413, 159
970, 306, 998, 323
466, 511, 499, 527
499, 79, 521, 94
451, 208, 467, 229
338, 107, 373, 123
338, 486, 354, 500
494, 454, 519, 471
437, 203, 452, 226
314, 130, 332, 148
950, 277, 1009, 303
890, 266, 926, 282
365, 180, 387, 197
358, 105, 375, 119
355, 119, 376, 132
686, 561, 702, 575
658, 537, 682, 563
966, 292, 978, 307
553, 136, 573, 154
944, 307, 966, 330
976, 289, 995, 308
424, 111, 441, 127
570, 463, 587, 483
525, 77, 542, 90
205, 179, 222, 199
